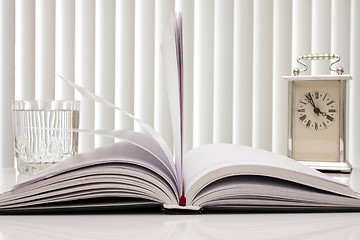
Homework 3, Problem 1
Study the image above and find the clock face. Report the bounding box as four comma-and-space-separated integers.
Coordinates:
296, 90, 337, 131
290, 80, 341, 162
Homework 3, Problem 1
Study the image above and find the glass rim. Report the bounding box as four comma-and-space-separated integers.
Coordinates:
12, 100, 80, 111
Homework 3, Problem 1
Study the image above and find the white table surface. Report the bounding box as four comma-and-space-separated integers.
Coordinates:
1, 168, 360, 240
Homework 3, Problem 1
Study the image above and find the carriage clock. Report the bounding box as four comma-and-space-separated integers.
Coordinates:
283, 54, 352, 172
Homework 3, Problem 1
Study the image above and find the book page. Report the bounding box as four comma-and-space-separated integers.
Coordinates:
183, 144, 359, 206
161, 13, 183, 195
56, 75, 175, 178
64, 128, 177, 183
1, 177, 172, 209
0, 140, 180, 211
5, 166, 176, 205
191, 175, 360, 208
14, 129, 178, 188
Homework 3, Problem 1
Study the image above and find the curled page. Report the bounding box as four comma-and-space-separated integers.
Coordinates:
161, 12, 185, 204
60, 128, 177, 183
55, 74, 174, 167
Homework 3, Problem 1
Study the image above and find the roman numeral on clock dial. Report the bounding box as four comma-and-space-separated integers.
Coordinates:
299, 115, 307, 121
306, 120, 311, 127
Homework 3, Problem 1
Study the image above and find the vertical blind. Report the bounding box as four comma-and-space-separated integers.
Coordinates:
1, 0, 360, 168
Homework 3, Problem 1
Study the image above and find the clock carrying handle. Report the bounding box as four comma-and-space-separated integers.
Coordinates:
293, 53, 344, 76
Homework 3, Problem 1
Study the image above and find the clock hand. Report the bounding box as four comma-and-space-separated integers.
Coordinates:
319, 110, 331, 118
319, 110, 326, 116
305, 93, 320, 116
305, 93, 315, 107
319, 110, 335, 122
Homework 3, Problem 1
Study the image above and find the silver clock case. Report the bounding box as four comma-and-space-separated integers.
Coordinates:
283, 75, 352, 173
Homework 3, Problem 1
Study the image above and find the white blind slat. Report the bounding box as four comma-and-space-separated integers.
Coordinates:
154, 0, 174, 150
331, 0, 351, 74
15, 0, 35, 100
134, 0, 155, 132
213, 0, 233, 144
75, 0, 95, 152
35, 0, 55, 100
193, 0, 214, 148
311, 0, 331, 75
272, 0, 292, 155
55, 0, 75, 100
252, 0, 273, 151
115, 0, 135, 133
233, 0, 253, 146
0, 0, 15, 167
292, 0, 312, 73
350, 0, 360, 167
94, 0, 115, 147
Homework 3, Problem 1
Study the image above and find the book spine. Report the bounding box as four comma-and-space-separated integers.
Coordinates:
163, 203, 201, 212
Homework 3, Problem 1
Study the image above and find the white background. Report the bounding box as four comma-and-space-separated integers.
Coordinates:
1, 0, 360, 168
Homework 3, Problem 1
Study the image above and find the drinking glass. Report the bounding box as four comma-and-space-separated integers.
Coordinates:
12, 100, 80, 174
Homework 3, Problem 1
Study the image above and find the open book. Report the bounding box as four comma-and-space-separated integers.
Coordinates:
1, 13, 360, 213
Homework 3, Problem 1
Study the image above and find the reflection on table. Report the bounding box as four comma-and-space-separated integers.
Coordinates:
0, 213, 360, 240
